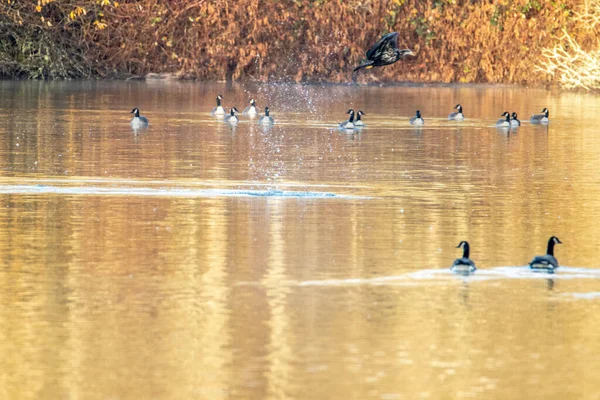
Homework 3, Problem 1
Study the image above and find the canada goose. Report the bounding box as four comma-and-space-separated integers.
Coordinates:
511, 112, 521, 127
224, 107, 239, 124
354, 110, 366, 126
354, 32, 414, 72
211, 94, 226, 116
451, 241, 477, 273
529, 236, 562, 272
530, 108, 549, 124
258, 107, 274, 125
130, 108, 149, 128
410, 110, 424, 125
496, 111, 511, 128
243, 98, 258, 116
448, 104, 465, 121
339, 109, 355, 130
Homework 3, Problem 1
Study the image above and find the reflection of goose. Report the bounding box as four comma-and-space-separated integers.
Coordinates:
496, 111, 510, 128
339, 109, 355, 130
448, 104, 464, 121
243, 98, 258, 116
530, 108, 549, 124
409, 110, 424, 125
529, 236, 562, 271
354, 32, 414, 72
510, 112, 521, 127
130, 108, 149, 128
451, 241, 476, 273
211, 94, 225, 116
258, 107, 274, 125
225, 107, 239, 124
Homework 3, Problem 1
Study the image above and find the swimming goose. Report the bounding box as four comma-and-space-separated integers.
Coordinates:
529, 236, 562, 272
258, 107, 274, 125
211, 94, 226, 116
339, 109, 355, 130
511, 112, 521, 127
354, 110, 366, 126
224, 107, 239, 124
448, 104, 464, 121
496, 111, 511, 128
410, 110, 424, 125
130, 108, 149, 128
451, 241, 477, 273
354, 32, 414, 72
243, 98, 258, 116
530, 108, 549, 124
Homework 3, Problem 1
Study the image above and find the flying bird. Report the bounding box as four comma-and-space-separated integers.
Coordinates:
353, 32, 414, 72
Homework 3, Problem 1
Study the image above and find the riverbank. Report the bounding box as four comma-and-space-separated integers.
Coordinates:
1, 0, 598, 89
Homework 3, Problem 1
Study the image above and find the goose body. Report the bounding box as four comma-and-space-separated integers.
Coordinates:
451, 241, 476, 274
354, 110, 366, 127
225, 107, 239, 124
530, 108, 549, 124
496, 111, 511, 128
339, 109, 355, 130
258, 107, 274, 125
354, 32, 414, 72
529, 236, 562, 272
410, 110, 424, 125
510, 112, 521, 127
130, 108, 149, 128
243, 98, 259, 116
211, 94, 226, 116
448, 104, 465, 121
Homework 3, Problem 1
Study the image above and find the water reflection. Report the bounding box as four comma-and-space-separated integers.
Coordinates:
0, 81, 600, 399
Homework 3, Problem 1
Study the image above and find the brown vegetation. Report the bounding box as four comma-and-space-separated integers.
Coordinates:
1, 0, 597, 87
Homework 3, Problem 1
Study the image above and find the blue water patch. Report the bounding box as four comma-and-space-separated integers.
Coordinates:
0, 184, 366, 199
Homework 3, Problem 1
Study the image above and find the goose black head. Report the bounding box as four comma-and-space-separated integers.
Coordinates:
546, 236, 562, 256
346, 109, 355, 115
456, 241, 470, 258
512, 112, 518, 119
416, 110, 422, 118
130, 108, 140, 117
357, 110, 366, 116
230, 107, 239, 115
455, 104, 462, 112
249, 98, 256, 106
216, 94, 223, 106
541, 107, 549, 117
264, 106, 270, 116
501, 111, 510, 120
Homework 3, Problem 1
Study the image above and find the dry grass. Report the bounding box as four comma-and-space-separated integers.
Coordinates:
538, 30, 600, 90
537, 0, 600, 90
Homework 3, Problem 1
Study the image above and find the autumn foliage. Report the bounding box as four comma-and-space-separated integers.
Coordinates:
0, 0, 598, 88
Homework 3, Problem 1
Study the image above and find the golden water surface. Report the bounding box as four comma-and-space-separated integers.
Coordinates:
0, 81, 600, 399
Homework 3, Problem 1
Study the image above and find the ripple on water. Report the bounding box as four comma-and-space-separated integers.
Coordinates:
240, 267, 600, 288
0, 184, 368, 199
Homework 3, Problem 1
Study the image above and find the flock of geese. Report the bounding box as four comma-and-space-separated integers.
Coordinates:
337, 105, 550, 131
130, 100, 550, 132
130, 32, 561, 275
